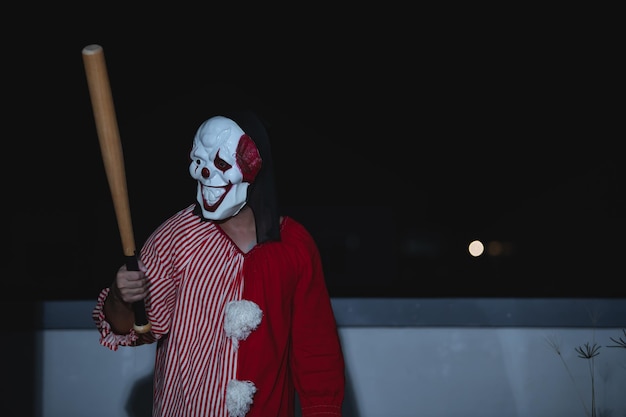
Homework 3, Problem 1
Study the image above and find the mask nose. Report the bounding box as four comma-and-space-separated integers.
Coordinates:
201, 167, 210, 179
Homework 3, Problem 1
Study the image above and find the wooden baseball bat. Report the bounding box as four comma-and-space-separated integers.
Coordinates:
82, 44, 151, 333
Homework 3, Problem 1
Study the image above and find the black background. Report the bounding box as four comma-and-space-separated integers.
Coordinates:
9, 6, 623, 300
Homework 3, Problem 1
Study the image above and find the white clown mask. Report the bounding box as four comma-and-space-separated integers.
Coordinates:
189, 116, 262, 221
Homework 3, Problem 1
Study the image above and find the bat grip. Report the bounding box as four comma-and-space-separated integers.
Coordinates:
125, 254, 152, 333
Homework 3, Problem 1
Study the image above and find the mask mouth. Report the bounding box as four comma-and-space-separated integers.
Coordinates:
201, 182, 233, 212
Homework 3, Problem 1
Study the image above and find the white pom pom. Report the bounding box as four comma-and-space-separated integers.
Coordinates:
224, 300, 263, 349
226, 379, 257, 417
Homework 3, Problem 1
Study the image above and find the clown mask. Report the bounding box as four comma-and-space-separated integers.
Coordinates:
189, 116, 262, 221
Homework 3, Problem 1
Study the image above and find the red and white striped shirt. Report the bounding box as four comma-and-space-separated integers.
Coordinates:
93, 204, 345, 416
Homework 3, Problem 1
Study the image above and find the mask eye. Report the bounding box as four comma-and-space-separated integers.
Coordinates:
214, 151, 232, 173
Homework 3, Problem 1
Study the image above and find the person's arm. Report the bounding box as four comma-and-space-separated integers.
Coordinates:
102, 263, 149, 335
290, 226, 346, 416
103, 281, 135, 334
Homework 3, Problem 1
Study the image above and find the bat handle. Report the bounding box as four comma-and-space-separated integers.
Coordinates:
125, 254, 152, 333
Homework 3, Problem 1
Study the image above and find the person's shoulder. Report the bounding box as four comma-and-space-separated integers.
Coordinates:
153, 204, 200, 232
280, 216, 315, 243
275, 216, 322, 262
163, 204, 197, 222
281, 215, 304, 231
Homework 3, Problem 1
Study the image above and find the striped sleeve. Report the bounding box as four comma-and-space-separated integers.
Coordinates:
92, 287, 157, 351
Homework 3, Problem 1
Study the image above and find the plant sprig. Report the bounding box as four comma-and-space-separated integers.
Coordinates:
607, 329, 626, 349
546, 327, 626, 417
575, 342, 601, 359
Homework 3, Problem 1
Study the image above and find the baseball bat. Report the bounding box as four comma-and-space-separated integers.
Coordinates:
82, 44, 151, 333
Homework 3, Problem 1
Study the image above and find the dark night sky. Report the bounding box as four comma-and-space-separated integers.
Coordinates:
10, 8, 623, 299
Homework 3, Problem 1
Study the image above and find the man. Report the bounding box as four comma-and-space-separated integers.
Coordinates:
93, 110, 346, 417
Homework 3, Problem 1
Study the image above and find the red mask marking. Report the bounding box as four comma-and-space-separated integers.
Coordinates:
236, 134, 262, 183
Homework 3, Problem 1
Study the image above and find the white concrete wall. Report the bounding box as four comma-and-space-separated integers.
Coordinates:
36, 326, 626, 417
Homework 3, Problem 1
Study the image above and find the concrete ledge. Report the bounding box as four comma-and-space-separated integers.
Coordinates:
35, 298, 626, 330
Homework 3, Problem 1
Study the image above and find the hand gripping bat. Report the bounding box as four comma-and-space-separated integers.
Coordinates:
82, 44, 152, 333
